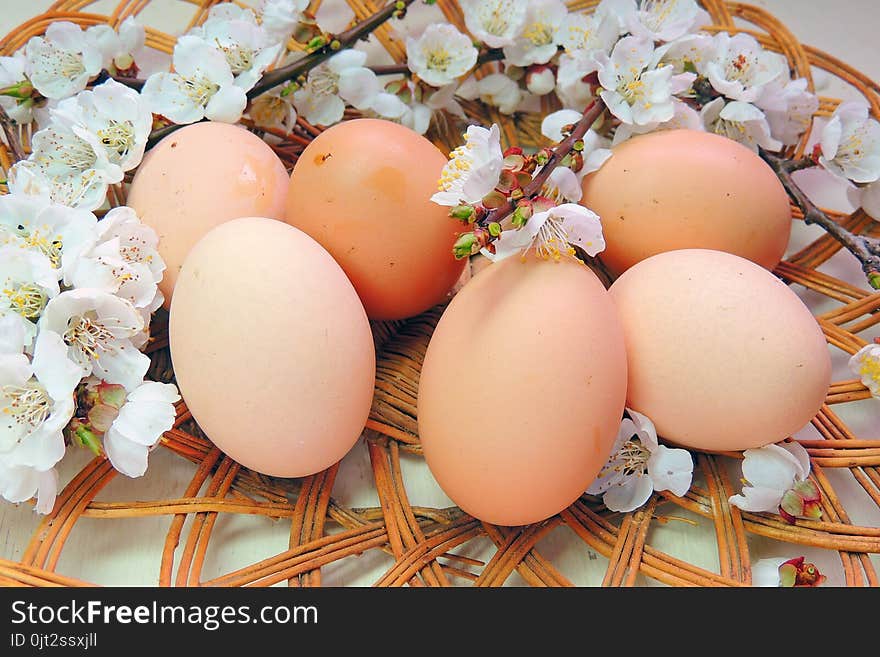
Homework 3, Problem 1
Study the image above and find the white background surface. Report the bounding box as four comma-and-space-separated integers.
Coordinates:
1, 0, 879, 587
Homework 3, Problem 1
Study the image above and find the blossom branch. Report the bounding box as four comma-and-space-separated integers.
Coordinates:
0, 105, 25, 162
370, 47, 505, 77
479, 98, 606, 229
246, 0, 417, 100
760, 148, 880, 289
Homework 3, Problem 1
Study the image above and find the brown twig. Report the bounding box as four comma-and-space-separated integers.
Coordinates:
0, 104, 25, 162
478, 98, 607, 230
760, 148, 880, 289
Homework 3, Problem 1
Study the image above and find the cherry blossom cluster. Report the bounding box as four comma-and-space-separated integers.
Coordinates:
1, 20, 179, 514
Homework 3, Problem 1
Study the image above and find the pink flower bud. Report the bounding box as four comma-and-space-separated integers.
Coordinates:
526, 65, 556, 96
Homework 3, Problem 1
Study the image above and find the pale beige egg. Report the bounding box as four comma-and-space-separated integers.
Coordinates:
168, 217, 375, 478
608, 248, 831, 452
418, 256, 628, 526
127, 122, 290, 308
581, 129, 792, 277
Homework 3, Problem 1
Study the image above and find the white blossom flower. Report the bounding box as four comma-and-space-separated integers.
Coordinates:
502, 0, 567, 67
293, 49, 380, 126
394, 82, 466, 136
0, 193, 98, 278
431, 123, 504, 206
596, 36, 677, 126
652, 33, 714, 77
0, 247, 59, 350
51, 78, 152, 174
555, 53, 600, 111
12, 111, 123, 211
849, 343, 880, 397
461, 0, 529, 48
752, 557, 789, 587
104, 381, 180, 478
315, 0, 356, 34
489, 202, 605, 262
406, 24, 478, 88
525, 66, 556, 96
85, 16, 145, 72
703, 32, 787, 103
189, 11, 284, 92
141, 35, 247, 124
23, 21, 103, 100
259, 0, 309, 44
755, 77, 818, 147
701, 97, 781, 152
818, 102, 880, 185
457, 73, 523, 115
0, 53, 35, 124
0, 459, 59, 514
728, 441, 811, 513
586, 409, 694, 512
66, 206, 165, 316
622, 0, 710, 43
613, 97, 703, 145
558, 9, 619, 57
36, 289, 149, 392
249, 84, 297, 132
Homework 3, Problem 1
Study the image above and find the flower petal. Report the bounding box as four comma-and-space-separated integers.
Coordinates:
204, 83, 247, 123
729, 485, 785, 513
104, 427, 150, 477
752, 557, 787, 587
603, 474, 654, 512
741, 443, 803, 489
541, 109, 584, 142
647, 445, 693, 496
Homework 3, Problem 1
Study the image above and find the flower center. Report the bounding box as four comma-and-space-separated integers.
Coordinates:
530, 213, 578, 261
836, 127, 869, 167
44, 43, 86, 81
522, 21, 554, 47
425, 46, 452, 73
179, 75, 220, 107
710, 115, 751, 144
12, 223, 64, 269
479, 1, 518, 38
616, 438, 651, 477
641, 0, 679, 31
2, 280, 48, 319
619, 68, 646, 103
724, 52, 757, 85
1, 382, 52, 433
97, 119, 136, 162
63, 313, 118, 361
855, 352, 880, 389
34, 129, 98, 172
437, 141, 474, 192
215, 41, 256, 75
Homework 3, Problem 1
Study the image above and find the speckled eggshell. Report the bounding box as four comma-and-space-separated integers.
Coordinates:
127, 122, 290, 308
168, 217, 375, 478
285, 118, 466, 321
608, 248, 831, 452
418, 257, 628, 526
581, 129, 792, 276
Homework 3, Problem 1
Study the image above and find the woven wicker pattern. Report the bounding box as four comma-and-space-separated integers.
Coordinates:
1, 0, 879, 587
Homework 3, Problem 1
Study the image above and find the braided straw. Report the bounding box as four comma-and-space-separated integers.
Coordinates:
1, 0, 879, 587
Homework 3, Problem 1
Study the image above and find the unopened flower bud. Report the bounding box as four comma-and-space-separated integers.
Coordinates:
450, 204, 477, 223
307, 36, 327, 51
488, 222, 502, 237
869, 272, 880, 290
535, 148, 553, 166
778, 556, 826, 587
511, 200, 533, 228
452, 232, 477, 259
526, 65, 556, 96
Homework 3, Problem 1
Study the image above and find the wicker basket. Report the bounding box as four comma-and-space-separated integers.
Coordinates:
1, 0, 879, 588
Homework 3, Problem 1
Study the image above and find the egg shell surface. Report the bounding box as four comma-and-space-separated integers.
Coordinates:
127, 122, 290, 308
168, 217, 375, 478
285, 118, 466, 320
581, 129, 792, 276
418, 256, 628, 526
608, 248, 831, 452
